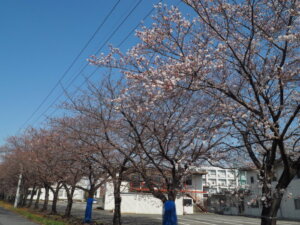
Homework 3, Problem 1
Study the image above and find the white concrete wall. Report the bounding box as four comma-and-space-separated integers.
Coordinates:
29, 177, 105, 202
30, 187, 85, 201
27, 185, 85, 201
191, 174, 203, 191
278, 177, 300, 220
105, 192, 185, 215
185, 174, 204, 205
104, 182, 189, 215
183, 198, 194, 215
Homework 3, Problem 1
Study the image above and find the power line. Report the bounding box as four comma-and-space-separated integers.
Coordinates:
18, 0, 121, 133
29, 0, 145, 126
28, 0, 181, 128
94, 0, 143, 55
118, 0, 182, 48
117, 0, 162, 47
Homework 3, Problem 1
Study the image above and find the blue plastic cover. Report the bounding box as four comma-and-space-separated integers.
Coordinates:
84, 197, 93, 223
163, 200, 178, 225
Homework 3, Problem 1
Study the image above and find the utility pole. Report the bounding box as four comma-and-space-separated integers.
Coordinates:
14, 172, 22, 208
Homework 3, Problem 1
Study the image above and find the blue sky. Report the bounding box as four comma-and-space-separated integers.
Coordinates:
0, 0, 187, 145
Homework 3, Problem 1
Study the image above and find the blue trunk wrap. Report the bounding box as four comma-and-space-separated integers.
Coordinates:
163, 200, 178, 225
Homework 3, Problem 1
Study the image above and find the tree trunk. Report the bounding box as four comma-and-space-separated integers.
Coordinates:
19, 187, 28, 207
34, 188, 42, 209
7, 195, 13, 203
64, 185, 75, 218
260, 166, 296, 225
167, 189, 177, 202
64, 197, 73, 218
20, 192, 27, 207
84, 189, 95, 223
163, 200, 178, 225
87, 189, 94, 199
19, 194, 24, 207
41, 186, 49, 212
27, 186, 36, 208
113, 183, 122, 225
50, 187, 59, 215
261, 197, 282, 225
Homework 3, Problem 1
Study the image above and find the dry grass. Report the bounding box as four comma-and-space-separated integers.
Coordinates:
0, 201, 69, 225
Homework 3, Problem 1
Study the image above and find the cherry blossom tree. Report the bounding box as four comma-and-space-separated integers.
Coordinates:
0, 144, 25, 204
90, 1, 300, 224
41, 125, 85, 216
46, 124, 85, 217
65, 76, 227, 223
30, 129, 65, 214
0, 132, 43, 207
114, 86, 226, 203
52, 115, 113, 223
61, 81, 136, 225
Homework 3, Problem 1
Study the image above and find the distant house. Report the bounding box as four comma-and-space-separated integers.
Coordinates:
220, 166, 300, 221
201, 166, 241, 194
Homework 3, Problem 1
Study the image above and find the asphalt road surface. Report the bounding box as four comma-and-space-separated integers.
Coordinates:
53, 202, 300, 225
0, 206, 37, 225
176, 214, 300, 225
1, 201, 299, 225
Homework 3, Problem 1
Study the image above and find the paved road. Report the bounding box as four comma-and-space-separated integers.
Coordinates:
1, 201, 299, 225
176, 214, 300, 225
0, 206, 37, 225
52, 202, 300, 225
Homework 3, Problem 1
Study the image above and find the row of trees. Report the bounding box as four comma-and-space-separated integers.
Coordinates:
0, 76, 226, 224
0, 0, 299, 225
0, 128, 105, 217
